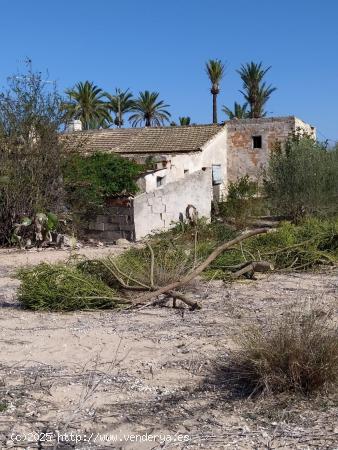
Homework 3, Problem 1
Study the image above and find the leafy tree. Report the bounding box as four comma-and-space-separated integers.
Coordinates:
264, 133, 338, 220
0, 68, 66, 244
129, 91, 171, 127
64, 81, 111, 129
106, 88, 134, 128
179, 116, 191, 126
205, 59, 225, 124
222, 102, 249, 119
237, 62, 276, 118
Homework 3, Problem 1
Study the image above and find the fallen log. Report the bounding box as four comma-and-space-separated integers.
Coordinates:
231, 260, 273, 279
133, 228, 272, 306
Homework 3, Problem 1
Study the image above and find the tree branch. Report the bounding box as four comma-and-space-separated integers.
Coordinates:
133, 228, 272, 305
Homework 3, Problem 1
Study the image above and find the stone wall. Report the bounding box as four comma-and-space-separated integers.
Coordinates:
85, 198, 135, 242
84, 168, 212, 242
133, 168, 212, 240
226, 116, 316, 183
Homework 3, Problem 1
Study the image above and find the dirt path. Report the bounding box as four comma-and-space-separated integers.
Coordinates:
0, 248, 337, 449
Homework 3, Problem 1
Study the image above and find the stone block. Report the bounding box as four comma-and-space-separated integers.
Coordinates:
88, 222, 105, 231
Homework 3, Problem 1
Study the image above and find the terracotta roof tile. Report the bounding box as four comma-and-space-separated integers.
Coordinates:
63, 124, 223, 154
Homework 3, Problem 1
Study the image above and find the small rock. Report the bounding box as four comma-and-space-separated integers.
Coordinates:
115, 238, 131, 246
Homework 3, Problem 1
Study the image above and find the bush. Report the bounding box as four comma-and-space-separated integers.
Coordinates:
0, 68, 66, 244
63, 152, 144, 212
264, 133, 338, 220
219, 175, 262, 228
18, 263, 128, 311
209, 218, 338, 276
232, 308, 338, 395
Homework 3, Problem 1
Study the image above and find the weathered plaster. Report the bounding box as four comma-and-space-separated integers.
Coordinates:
133, 168, 212, 240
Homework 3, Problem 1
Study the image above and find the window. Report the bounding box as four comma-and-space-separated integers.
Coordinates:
212, 164, 222, 185
184, 169, 189, 175
252, 135, 262, 149
156, 175, 166, 187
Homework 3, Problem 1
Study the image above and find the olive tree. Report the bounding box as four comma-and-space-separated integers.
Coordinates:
264, 133, 338, 220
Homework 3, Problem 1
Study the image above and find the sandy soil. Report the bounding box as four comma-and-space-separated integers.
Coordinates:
0, 247, 337, 449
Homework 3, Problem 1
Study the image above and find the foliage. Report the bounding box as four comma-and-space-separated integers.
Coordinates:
205, 59, 226, 124
18, 263, 128, 311
222, 102, 249, 119
0, 402, 7, 412
233, 307, 338, 395
11, 212, 59, 248
205, 59, 225, 93
264, 134, 338, 220
0, 68, 65, 245
106, 88, 134, 127
16, 218, 338, 310
209, 218, 338, 277
129, 91, 171, 127
64, 81, 111, 129
63, 152, 143, 211
179, 116, 191, 126
219, 175, 260, 228
237, 61, 276, 118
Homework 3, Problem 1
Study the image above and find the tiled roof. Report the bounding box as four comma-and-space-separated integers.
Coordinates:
63, 124, 223, 154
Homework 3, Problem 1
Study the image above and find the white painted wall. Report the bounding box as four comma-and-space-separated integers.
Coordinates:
140, 126, 228, 200
133, 168, 213, 240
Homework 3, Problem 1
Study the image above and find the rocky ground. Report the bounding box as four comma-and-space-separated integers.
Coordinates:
0, 246, 337, 449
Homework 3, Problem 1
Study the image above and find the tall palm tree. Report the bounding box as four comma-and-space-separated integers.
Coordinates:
129, 91, 171, 127
205, 59, 225, 124
222, 102, 249, 119
179, 116, 191, 126
237, 62, 276, 118
64, 81, 111, 130
106, 88, 134, 128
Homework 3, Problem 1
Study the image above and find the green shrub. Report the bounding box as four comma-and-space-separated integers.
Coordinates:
18, 263, 128, 311
63, 152, 144, 211
233, 308, 338, 395
219, 175, 264, 228
209, 218, 338, 276
81, 242, 196, 289
264, 133, 338, 220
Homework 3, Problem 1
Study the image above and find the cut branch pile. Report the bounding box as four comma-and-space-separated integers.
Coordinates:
95, 228, 273, 310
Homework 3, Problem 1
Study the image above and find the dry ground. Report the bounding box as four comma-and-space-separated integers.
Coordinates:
0, 247, 337, 449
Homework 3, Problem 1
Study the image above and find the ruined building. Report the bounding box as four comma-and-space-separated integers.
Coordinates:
65, 116, 315, 240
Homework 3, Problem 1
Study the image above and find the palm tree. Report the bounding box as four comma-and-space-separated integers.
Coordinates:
237, 62, 276, 118
106, 88, 134, 128
179, 116, 191, 126
222, 102, 249, 119
205, 59, 225, 124
129, 91, 171, 127
64, 81, 111, 130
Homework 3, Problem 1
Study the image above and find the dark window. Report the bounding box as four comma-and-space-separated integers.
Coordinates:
156, 175, 166, 187
252, 135, 262, 149
184, 169, 189, 175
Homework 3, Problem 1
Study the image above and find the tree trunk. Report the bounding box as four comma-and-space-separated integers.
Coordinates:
213, 93, 217, 124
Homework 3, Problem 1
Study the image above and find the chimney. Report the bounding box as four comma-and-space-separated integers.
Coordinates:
66, 119, 82, 132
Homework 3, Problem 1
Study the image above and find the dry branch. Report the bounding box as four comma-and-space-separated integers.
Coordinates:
231, 261, 273, 278
133, 228, 272, 306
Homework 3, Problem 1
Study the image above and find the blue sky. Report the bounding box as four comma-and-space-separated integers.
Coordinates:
0, 0, 337, 141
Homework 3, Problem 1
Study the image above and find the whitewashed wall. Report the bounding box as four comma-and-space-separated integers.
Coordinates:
133, 168, 212, 240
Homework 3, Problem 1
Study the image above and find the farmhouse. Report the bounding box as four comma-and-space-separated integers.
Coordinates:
65, 116, 315, 241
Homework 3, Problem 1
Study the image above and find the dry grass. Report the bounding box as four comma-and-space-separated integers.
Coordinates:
230, 307, 338, 396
